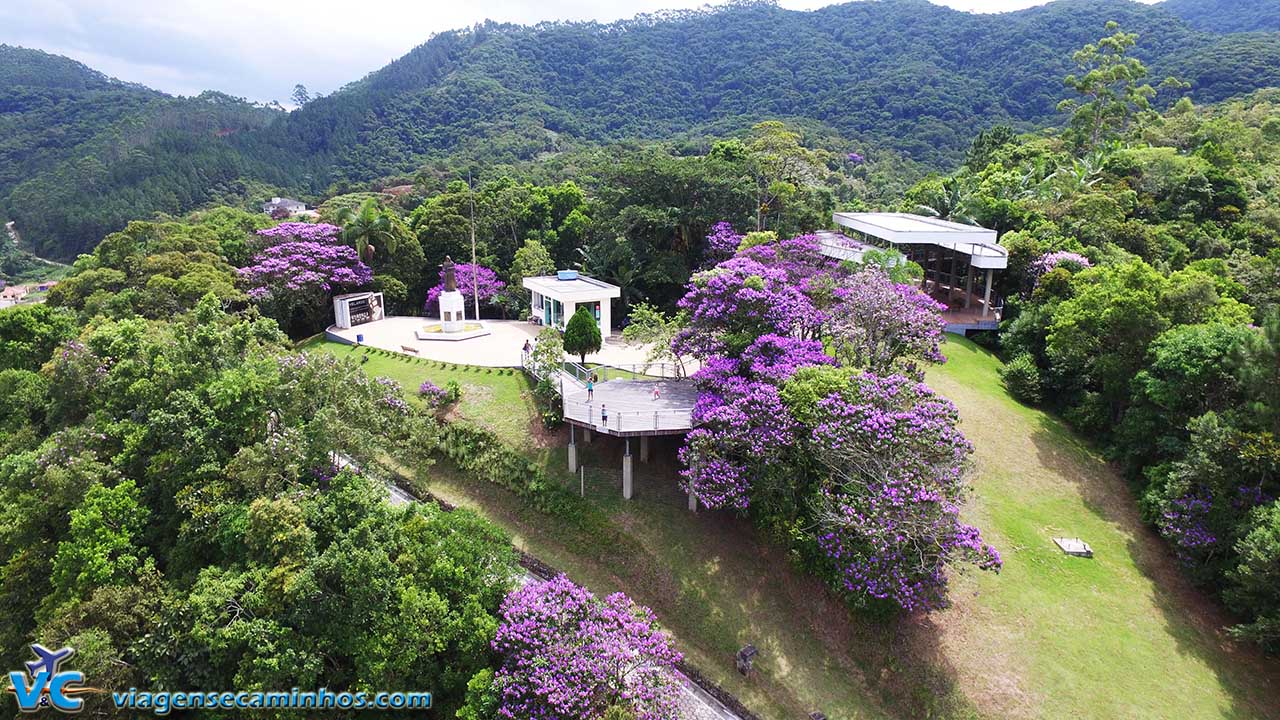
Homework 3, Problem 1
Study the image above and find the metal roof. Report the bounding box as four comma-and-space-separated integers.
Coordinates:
832, 212, 1007, 269
522, 273, 621, 300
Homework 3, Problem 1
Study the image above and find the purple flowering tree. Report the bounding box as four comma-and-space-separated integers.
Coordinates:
1030, 251, 1092, 284
669, 229, 997, 612
804, 372, 1000, 611
492, 575, 683, 720
672, 257, 814, 359
424, 263, 505, 317
704, 222, 744, 265
827, 269, 948, 379
239, 223, 373, 334
679, 376, 799, 509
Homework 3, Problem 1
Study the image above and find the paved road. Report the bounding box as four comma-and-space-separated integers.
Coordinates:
5, 221, 67, 267
382, 480, 742, 720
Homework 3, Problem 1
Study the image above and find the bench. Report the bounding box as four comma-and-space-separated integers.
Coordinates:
400, 345, 420, 355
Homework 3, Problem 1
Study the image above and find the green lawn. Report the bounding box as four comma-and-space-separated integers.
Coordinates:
300, 339, 542, 451
303, 334, 1280, 720
925, 335, 1280, 720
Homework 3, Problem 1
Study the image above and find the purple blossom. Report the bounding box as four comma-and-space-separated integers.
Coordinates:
846, 151, 865, 164
1031, 251, 1092, 284
742, 334, 836, 382
255, 222, 344, 245
493, 576, 683, 720
239, 224, 372, 300
679, 378, 798, 510
808, 373, 998, 611
423, 263, 505, 315
672, 256, 815, 359
704, 222, 744, 263
418, 380, 450, 408
827, 269, 948, 377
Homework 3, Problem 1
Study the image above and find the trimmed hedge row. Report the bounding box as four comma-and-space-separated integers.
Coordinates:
432, 420, 582, 514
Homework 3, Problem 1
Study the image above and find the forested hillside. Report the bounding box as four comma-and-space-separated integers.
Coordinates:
0, 46, 295, 260
5, 0, 1280, 260
1161, 0, 1280, 33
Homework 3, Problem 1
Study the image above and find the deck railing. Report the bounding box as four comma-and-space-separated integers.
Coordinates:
563, 399, 694, 433
563, 360, 684, 382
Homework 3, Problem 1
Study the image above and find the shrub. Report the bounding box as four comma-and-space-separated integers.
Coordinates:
419, 379, 462, 408
1000, 353, 1043, 405
444, 379, 462, 404
563, 306, 602, 363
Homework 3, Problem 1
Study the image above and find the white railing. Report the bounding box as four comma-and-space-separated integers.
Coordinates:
563, 399, 694, 433
564, 361, 685, 382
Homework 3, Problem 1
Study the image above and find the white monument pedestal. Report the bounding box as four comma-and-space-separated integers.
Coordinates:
439, 290, 465, 333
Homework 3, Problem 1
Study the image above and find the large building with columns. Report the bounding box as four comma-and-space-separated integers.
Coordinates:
827, 212, 1008, 333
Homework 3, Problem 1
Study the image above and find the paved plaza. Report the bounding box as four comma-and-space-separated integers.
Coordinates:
326, 317, 658, 367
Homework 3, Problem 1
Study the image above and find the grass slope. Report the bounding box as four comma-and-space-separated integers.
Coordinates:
300, 339, 541, 450
303, 334, 1280, 719
927, 335, 1280, 720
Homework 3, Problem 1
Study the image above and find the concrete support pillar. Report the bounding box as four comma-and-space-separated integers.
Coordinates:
947, 250, 958, 305
567, 425, 578, 473
982, 268, 994, 319
622, 439, 633, 500
965, 261, 975, 309
583, 428, 592, 444
639, 435, 650, 462
688, 491, 698, 512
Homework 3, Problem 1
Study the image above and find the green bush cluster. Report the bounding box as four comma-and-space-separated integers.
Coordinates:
999, 353, 1043, 405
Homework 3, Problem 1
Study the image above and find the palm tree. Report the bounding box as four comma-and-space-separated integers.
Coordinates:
914, 176, 979, 226
337, 199, 398, 263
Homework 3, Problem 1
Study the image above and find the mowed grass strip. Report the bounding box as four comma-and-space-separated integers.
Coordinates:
926, 335, 1280, 720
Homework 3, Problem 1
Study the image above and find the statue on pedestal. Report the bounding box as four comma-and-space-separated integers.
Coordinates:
442, 256, 457, 292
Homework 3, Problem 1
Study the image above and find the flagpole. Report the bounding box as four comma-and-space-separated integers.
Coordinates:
469, 171, 479, 321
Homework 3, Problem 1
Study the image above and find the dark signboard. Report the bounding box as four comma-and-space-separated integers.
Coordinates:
347, 293, 384, 326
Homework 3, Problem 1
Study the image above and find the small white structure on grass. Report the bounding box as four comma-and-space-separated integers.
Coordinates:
1053, 537, 1094, 558
523, 270, 620, 337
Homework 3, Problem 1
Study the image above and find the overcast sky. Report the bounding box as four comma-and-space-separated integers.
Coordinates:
0, 0, 1160, 104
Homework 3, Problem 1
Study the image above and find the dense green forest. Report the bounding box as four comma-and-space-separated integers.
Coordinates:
5, 0, 1280, 260
1161, 0, 1280, 33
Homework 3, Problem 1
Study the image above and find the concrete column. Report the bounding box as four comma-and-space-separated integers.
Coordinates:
930, 250, 940, 294
622, 439, 633, 500
599, 300, 612, 340
982, 268, 994, 319
639, 435, 650, 462
965, 261, 974, 309
567, 425, 578, 473
947, 250, 958, 305
583, 428, 592, 444
688, 491, 698, 512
